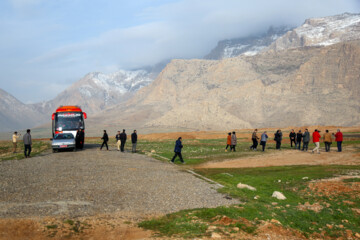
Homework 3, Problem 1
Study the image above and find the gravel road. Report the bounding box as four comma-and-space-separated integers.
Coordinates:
0, 145, 238, 218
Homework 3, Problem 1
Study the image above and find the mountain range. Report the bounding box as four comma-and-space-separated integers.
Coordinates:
1, 12, 359, 134
204, 26, 292, 59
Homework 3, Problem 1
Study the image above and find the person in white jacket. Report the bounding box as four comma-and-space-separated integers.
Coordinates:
12, 131, 21, 153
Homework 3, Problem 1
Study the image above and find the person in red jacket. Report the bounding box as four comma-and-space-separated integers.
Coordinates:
225, 132, 231, 152
334, 129, 343, 152
312, 129, 321, 154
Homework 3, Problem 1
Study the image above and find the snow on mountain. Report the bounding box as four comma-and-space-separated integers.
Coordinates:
33, 69, 156, 115
270, 13, 360, 50
78, 70, 153, 99
204, 26, 293, 59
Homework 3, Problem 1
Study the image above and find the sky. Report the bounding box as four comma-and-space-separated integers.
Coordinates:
0, 0, 359, 103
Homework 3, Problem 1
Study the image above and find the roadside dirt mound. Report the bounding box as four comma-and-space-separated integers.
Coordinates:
196, 149, 360, 169
307, 176, 360, 199
0, 215, 153, 240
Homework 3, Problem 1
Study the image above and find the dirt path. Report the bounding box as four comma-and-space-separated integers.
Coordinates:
196, 148, 360, 169
0, 145, 238, 240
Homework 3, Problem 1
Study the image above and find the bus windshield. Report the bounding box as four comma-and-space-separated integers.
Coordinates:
55, 112, 84, 131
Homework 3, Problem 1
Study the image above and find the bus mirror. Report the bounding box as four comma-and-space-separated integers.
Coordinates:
83, 112, 87, 119
52, 113, 55, 120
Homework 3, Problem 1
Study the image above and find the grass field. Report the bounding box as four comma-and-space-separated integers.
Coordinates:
139, 166, 360, 239
0, 140, 51, 161
136, 136, 360, 239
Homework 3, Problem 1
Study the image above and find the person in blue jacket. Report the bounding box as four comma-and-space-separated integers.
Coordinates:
171, 137, 184, 164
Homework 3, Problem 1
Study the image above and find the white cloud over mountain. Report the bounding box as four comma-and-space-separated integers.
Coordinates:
0, 0, 359, 103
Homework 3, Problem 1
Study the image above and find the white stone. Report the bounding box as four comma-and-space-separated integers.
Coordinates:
211, 232, 222, 239
272, 191, 286, 200
237, 183, 256, 191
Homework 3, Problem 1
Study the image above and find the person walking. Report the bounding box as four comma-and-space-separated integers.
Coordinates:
131, 130, 138, 153
23, 129, 32, 158
312, 129, 321, 154
120, 129, 127, 152
171, 137, 184, 164
274, 130, 282, 150
323, 130, 332, 152
289, 129, 296, 148
100, 130, 109, 150
115, 131, 121, 151
230, 131, 237, 152
225, 132, 231, 152
250, 129, 259, 150
12, 131, 21, 153
296, 130, 302, 150
260, 131, 268, 151
334, 129, 343, 152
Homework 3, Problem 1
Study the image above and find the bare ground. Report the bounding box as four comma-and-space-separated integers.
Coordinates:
195, 148, 360, 169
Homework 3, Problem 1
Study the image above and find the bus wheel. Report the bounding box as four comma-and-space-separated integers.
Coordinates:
52, 149, 57, 153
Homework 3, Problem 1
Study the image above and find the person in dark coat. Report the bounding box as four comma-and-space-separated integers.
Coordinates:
23, 129, 32, 158
302, 129, 310, 151
171, 137, 184, 164
289, 129, 296, 148
75, 129, 81, 149
274, 130, 282, 150
131, 130, 137, 153
296, 130, 302, 150
250, 129, 259, 150
100, 130, 109, 150
79, 129, 85, 149
120, 129, 127, 152
230, 131, 237, 152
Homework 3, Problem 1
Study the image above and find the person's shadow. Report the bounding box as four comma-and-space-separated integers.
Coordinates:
81, 143, 101, 150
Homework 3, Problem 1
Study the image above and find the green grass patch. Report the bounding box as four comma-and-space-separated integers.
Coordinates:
46, 224, 58, 229
135, 138, 298, 165
0, 140, 51, 161
343, 178, 360, 182
139, 165, 360, 238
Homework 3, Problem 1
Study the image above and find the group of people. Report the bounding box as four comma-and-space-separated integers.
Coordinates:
10, 127, 345, 162
100, 129, 138, 153
241, 128, 343, 153
12, 129, 32, 158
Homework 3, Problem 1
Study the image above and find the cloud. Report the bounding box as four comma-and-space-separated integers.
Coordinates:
1, 0, 359, 103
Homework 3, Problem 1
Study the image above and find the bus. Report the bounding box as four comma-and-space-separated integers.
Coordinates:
52, 106, 87, 140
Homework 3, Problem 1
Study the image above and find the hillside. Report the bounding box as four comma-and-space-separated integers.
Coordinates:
89, 39, 360, 131
0, 89, 45, 132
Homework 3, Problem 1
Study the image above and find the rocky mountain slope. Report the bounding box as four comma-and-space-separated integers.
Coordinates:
32, 69, 155, 116
204, 26, 292, 59
90, 13, 360, 131
0, 89, 45, 132
270, 13, 360, 50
